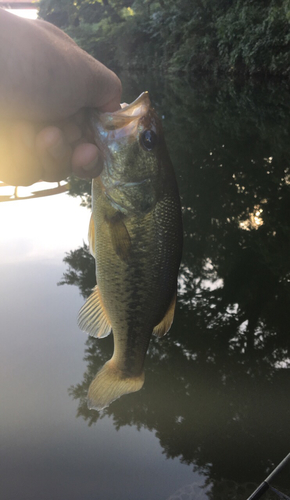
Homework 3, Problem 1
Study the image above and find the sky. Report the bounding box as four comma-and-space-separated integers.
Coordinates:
0, 187, 91, 263
5, 7, 38, 19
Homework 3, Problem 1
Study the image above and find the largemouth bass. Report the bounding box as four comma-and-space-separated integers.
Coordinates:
78, 92, 182, 410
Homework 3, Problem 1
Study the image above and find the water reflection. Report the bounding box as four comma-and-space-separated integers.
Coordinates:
60, 75, 290, 495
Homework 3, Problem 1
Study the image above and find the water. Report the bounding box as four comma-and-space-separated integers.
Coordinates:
1, 74, 290, 499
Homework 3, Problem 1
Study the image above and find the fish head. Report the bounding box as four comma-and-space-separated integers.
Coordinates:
92, 92, 165, 215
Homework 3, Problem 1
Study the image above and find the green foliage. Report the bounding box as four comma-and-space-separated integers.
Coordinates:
39, 0, 79, 27
216, 0, 290, 76
67, 176, 91, 208
39, 0, 290, 75
38, 0, 135, 27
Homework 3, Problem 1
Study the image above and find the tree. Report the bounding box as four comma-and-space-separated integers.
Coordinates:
39, 0, 290, 75
58, 243, 95, 298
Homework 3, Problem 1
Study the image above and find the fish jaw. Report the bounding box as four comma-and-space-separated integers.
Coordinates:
93, 92, 152, 137
91, 92, 154, 155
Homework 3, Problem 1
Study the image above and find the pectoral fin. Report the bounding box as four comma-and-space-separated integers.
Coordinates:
78, 285, 112, 338
153, 293, 176, 337
106, 212, 131, 262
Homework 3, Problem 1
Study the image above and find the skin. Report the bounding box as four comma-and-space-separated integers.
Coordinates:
0, 9, 122, 186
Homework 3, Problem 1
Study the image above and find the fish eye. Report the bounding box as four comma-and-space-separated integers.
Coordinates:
140, 130, 157, 151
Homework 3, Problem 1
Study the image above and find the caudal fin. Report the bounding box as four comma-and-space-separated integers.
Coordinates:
87, 360, 145, 411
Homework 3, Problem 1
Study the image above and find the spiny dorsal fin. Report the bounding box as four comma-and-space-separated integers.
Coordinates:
88, 213, 95, 258
106, 212, 131, 263
153, 292, 177, 337
78, 286, 112, 339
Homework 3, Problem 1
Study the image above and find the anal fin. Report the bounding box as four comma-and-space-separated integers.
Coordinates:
153, 292, 176, 337
78, 285, 112, 338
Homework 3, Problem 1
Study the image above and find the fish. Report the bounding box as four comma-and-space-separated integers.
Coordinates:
78, 92, 183, 410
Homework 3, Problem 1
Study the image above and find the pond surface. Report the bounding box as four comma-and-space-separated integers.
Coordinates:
1, 73, 290, 500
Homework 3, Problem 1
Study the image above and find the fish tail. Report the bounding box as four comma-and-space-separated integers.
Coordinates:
87, 359, 144, 411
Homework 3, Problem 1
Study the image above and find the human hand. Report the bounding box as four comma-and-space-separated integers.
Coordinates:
0, 9, 122, 186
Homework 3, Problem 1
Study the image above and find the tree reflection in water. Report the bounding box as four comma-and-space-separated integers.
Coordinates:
60, 76, 290, 495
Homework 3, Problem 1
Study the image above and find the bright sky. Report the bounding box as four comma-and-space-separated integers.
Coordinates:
5, 8, 38, 19
0, 186, 91, 263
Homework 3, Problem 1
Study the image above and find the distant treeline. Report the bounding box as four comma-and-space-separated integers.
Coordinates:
39, 0, 290, 76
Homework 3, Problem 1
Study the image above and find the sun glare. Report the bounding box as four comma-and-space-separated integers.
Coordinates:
239, 205, 264, 231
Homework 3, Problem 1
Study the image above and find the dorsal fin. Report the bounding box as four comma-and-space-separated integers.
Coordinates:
78, 286, 112, 338
153, 293, 176, 337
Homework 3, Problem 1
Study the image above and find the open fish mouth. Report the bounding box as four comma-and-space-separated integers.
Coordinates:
100, 92, 151, 126
92, 92, 153, 142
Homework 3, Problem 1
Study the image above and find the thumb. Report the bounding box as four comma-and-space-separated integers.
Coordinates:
84, 57, 122, 112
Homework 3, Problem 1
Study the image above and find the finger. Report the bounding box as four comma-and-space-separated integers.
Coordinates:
71, 143, 103, 179
99, 94, 122, 112
35, 126, 72, 182
62, 122, 82, 144
86, 63, 122, 112
0, 122, 41, 186
57, 110, 85, 143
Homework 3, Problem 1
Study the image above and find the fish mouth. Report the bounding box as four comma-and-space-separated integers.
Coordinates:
101, 92, 151, 126
92, 92, 154, 142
